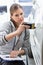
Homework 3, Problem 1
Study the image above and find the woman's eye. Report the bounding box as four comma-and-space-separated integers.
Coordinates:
15, 14, 19, 17
15, 13, 23, 17
20, 13, 23, 15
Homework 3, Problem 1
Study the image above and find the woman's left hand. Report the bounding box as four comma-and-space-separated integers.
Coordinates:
10, 50, 19, 58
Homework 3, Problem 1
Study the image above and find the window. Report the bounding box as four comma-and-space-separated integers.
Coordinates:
22, 6, 32, 17
0, 6, 7, 14
19, 0, 32, 2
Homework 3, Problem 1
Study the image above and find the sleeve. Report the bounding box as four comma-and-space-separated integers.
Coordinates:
22, 29, 33, 57
0, 21, 11, 45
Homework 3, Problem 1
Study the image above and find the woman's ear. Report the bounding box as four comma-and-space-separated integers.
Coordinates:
10, 14, 13, 19
10, 13, 13, 18
10, 16, 11, 19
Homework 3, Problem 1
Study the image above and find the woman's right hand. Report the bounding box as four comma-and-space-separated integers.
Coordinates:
16, 23, 30, 36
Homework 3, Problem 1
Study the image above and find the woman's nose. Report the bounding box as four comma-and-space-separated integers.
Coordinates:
19, 15, 22, 18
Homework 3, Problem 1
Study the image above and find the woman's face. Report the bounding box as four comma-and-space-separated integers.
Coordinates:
11, 8, 24, 25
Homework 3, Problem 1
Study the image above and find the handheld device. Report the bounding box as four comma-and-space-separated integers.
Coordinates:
23, 22, 35, 29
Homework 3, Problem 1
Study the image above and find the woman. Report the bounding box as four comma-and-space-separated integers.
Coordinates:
0, 3, 33, 65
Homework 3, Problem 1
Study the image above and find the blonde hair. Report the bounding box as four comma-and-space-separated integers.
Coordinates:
10, 3, 23, 16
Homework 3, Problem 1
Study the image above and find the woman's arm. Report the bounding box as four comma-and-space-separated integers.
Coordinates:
10, 29, 31, 57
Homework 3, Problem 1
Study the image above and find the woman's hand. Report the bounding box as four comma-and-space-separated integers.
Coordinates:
16, 22, 30, 36
10, 50, 19, 58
